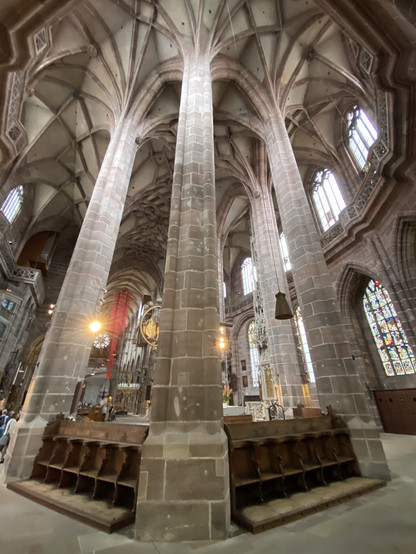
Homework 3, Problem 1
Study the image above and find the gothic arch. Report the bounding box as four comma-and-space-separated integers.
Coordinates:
336, 261, 378, 321
393, 214, 416, 308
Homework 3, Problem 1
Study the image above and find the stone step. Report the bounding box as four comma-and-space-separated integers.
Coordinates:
233, 476, 385, 534
7, 479, 135, 533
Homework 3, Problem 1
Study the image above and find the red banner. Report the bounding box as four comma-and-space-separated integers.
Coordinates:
105, 290, 131, 379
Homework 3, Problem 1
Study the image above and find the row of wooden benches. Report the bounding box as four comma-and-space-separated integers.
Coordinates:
30, 421, 148, 512
224, 415, 360, 515
29, 413, 359, 527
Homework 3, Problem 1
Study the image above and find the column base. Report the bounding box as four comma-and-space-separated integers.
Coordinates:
135, 422, 230, 541
344, 415, 391, 481
3, 415, 48, 483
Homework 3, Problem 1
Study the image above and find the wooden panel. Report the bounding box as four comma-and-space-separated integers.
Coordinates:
373, 389, 416, 435
224, 414, 361, 532
25, 420, 149, 532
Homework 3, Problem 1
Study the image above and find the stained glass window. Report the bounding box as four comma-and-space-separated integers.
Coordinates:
295, 307, 316, 383
363, 280, 415, 376
248, 321, 259, 386
1, 185, 23, 224
1, 298, 15, 311
279, 233, 291, 271
242, 257, 256, 295
347, 106, 378, 169
312, 169, 346, 232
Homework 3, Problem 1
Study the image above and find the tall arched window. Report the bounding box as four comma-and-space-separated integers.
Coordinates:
312, 169, 346, 232
347, 106, 378, 169
0, 185, 23, 224
279, 232, 291, 271
364, 280, 415, 376
248, 321, 259, 386
295, 307, 315, 383
241, 257, 256, 295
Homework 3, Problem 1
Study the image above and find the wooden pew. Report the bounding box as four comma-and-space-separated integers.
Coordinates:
224, 411, 360, 531
30, 419, 148, 516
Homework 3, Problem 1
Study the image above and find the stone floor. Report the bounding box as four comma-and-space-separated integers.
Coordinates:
1, 432, 415, 554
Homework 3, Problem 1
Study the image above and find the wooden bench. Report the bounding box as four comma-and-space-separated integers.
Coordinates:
293, 406, 323, 418
30, 419, 148, 516
224, 412, 359, 531
224, 414, 253, 424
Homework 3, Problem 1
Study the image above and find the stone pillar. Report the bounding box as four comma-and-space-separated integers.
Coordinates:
217, 235, 226, 321
5, 116, 138, 480
251, 186, 306, 411
135, 51, 229, 541
265, 111, 390, 480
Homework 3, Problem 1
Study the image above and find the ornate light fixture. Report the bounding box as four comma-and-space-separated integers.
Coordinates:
93, 332, 111, 349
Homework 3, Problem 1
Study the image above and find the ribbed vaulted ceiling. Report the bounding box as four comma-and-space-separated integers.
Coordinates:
4, 0, 375, 319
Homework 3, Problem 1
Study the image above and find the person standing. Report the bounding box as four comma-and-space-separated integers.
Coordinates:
0, 411, 19, 463
0, 409, 8, 438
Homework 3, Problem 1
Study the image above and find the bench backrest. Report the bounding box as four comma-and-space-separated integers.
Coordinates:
43, 419, 149, 445
225, 415, 336, 441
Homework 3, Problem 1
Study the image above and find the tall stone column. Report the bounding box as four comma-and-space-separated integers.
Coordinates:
135, 51, 229, 541
251, 185, 306, 411
217, 234, 226, 321
265, 111, 390, 480
6, 116, 138, 480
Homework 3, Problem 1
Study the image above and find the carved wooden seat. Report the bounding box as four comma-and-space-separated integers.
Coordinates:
28, 419, 149, 525
224, 412, 361, 532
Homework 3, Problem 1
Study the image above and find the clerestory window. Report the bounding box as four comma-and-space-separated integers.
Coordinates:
295, 307, 316, 383
279, 233, 291, 271
364, 280, 415, 376
311, 169, 346, 232
241, 257, 256, 295
248, 321, 259, 386
0, 185, 23, 224
1, 299, 15, 312
347, 106, 378, 170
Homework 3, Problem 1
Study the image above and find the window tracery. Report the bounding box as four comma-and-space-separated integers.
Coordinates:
1, 185, 23, 224
248, 321, 259, 387
241, 257, 256, 295
312, 169, 346, 232
295, 308, 315, 383
347, 106, 378, 170
364, 280, 415, 376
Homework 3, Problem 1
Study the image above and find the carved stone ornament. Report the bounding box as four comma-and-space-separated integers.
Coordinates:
358, 47, 374, 75
250, 218, 269, 355
322, 91, 389, 249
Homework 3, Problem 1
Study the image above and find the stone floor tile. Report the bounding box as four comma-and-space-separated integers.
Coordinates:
0, 433, 415, 554
96, 541, 160, 553
78, 531, 131, 553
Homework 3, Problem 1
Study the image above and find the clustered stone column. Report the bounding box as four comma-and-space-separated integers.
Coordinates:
265, 111, 390, 479
135, 50, 229, 541
250, 182, 306, 410
6, 116, 138, 480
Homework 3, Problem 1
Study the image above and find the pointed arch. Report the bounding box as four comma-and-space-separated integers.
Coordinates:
393, 214, 416, 307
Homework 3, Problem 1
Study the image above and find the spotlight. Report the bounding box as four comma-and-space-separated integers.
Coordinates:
89, 320, 102, 333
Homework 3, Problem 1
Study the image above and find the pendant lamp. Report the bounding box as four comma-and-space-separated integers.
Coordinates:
275, 291, 293, 320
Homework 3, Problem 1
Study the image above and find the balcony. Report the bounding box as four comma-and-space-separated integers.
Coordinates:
11, 265, 45, 305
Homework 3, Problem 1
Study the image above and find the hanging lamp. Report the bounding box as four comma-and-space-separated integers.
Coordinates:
274, 291, 293, 320
226, 0, 293, 321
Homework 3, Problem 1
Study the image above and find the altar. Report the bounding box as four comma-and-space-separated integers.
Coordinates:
223, 405, 245, 416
